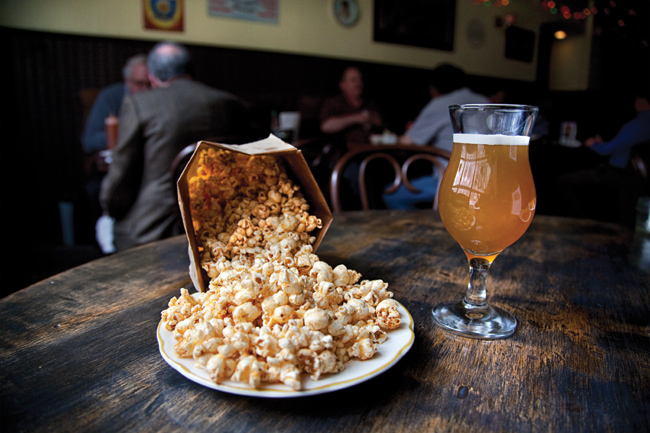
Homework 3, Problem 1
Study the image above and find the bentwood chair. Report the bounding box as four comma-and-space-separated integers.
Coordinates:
171, 143, 197, 186
170, 143, 197, 234
329, 144, 451, 212
294, 136, 347, 205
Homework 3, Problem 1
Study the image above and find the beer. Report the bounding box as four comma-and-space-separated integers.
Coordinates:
433, 105, 538, 339
439, 134, 536, 260
105, 113, 119, 150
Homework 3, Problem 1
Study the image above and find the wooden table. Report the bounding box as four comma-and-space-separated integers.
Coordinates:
2, 211, 649, 432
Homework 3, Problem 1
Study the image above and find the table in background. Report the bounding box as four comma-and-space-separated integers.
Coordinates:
529, 140, 603, 215
1, 211, 649, 432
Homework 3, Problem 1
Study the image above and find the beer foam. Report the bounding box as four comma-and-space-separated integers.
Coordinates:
453, 134, 530, 145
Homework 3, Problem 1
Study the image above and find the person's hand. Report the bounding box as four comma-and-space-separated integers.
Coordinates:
356, 110, 371, 125
356, 110, 372, 131
584, 135, 603, 147
399, 133, 414, 145
356, 110, 382, 131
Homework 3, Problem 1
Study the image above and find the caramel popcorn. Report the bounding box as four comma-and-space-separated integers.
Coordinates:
161, 148, 402, 391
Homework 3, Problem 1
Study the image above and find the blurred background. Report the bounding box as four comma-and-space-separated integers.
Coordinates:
1, 0, 648, 297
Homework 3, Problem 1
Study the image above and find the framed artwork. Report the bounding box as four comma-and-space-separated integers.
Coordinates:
333, 0, 361, 27
208, 0, 279, 24
373, 0, 455, 51
143, 0, 184, 32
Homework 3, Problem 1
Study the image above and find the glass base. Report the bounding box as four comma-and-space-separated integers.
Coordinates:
432, 300, 517, 339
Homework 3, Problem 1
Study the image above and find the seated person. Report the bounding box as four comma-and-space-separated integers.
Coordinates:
385, 64, 488, 209
555, 88, 650, 227
398, 64, 489, 152
100, 41, 251, 252
320, 66, 383, 148
82, 54, 150, 155
585, 90, 650, 169
81, 54, 150, 253
321, 67, 384, 209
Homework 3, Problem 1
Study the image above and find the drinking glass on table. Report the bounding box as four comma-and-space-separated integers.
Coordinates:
101, 113, 119, 166
432, 104, 538, 339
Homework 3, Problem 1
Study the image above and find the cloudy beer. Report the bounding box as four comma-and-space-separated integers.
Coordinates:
432, 104, 538, 339
438, 133, 536, 262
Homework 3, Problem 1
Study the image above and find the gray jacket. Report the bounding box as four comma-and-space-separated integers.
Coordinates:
100, 78, 249, 251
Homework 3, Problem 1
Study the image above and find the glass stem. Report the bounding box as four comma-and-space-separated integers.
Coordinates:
464, 258, 492, 307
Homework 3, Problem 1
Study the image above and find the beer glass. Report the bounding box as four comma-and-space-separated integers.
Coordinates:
432, 104, 538, 339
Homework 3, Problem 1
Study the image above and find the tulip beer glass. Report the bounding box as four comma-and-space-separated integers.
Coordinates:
432, 104, 538, 339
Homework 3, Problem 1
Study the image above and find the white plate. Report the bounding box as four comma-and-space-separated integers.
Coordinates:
157, 295, 414, 398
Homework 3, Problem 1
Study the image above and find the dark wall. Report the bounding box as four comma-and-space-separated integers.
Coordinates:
2, 19, 645, 295
1, 28, 635, 222
0, 28, 432, 238
1, 27, 545, 293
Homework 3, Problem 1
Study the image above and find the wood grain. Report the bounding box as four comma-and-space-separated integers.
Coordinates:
1, 211, 649, 432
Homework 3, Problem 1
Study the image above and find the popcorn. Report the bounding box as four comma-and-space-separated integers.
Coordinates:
375, 299, 402, 330
161, 147, 402, 390
303, 308, 330, 331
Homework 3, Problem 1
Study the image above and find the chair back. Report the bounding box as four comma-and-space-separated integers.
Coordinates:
294, 136, 346, 203
171, 143, 197, 185
329, 145, 451, 212
169, 143, 197, 235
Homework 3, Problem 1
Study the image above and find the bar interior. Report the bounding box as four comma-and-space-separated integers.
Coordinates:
1, 1, 649, 431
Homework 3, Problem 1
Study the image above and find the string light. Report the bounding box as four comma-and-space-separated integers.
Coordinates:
539, 0, 648, 49
472, 0, 512, 7
541, 0, 600, 20
473, 0, 645, 42
541, 0, 639, 28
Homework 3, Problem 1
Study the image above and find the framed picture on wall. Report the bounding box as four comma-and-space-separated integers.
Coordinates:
333, 0, 361, 27
208, 0, 278, 24
143, 0, 184, 32
373, 0, 455, 51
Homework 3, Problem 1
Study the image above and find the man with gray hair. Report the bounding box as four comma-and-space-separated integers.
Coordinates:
82, 54, 150, 254
100, 41, 251, 252
82, 54, 150, 154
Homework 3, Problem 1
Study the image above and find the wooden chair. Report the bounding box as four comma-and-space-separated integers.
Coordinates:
294, 136, 343, 170
171, 143, 197, 185
294, 136, 346, 205
169, 143, 198, 234
329, 145, 451, 212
